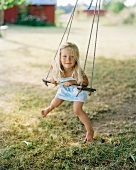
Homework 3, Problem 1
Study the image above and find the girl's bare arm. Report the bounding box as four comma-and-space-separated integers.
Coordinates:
50, 78, 57, 84
63, 75, 89, 87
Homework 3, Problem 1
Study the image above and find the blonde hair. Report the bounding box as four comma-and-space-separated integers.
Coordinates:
52, 42, 83, 83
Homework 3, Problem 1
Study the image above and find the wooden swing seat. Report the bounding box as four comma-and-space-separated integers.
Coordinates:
42, 79, 96, 94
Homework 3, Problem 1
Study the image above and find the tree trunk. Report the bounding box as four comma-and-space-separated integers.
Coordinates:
0, 10, 4, 37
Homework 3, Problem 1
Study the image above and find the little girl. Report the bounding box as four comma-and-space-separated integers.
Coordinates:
41, 42, 94, 142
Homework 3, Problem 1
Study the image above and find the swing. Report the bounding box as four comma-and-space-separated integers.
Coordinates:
42, 0, 101, 96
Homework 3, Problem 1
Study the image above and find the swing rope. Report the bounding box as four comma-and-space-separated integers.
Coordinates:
77, 0, 101, 95
45, 0, 79, 82
82, 0, 101, 89
43, 0, 101, 95
90, 0, 101, 89
83, 0, 99, 75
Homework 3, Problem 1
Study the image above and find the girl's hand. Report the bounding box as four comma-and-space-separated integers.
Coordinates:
63, 81, 72, 87
50, 79, 57, 85
63, 80, 77, 87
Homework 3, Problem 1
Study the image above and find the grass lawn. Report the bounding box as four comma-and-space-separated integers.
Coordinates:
0, 21, 136, 170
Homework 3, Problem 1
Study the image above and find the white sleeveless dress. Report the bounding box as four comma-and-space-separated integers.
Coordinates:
55, 74, 87, 102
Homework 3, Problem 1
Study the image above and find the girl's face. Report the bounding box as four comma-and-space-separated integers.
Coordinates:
60, 47, 77, 70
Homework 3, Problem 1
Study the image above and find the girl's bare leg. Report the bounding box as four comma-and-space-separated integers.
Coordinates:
73, 101, 94, 142
41, 98, 64, 118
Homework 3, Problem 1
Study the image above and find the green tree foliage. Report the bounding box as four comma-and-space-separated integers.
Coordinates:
102, 0, 111, 10
0, 0, 27, 25
102, 0, 126, 13
0, 0, 27, 10
0, 0, 30, 36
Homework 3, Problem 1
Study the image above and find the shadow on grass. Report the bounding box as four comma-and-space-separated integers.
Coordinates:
0, 57, 136, 170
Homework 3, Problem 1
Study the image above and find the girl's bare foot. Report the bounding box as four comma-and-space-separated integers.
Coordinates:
41, 108, 49, 118
84, 132, 93, 143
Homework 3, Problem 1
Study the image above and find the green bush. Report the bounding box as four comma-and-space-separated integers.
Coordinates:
122, 10, 136, 24
102, 0, 126, 13
16, 15, 47, 26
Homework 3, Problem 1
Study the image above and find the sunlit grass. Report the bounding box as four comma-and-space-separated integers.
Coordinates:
0, 23, 136, 169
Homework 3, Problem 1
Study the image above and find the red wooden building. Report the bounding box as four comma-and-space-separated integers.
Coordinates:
84, 6, 107, 16
4, 0, 57, 24
4, 6, 18, 24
